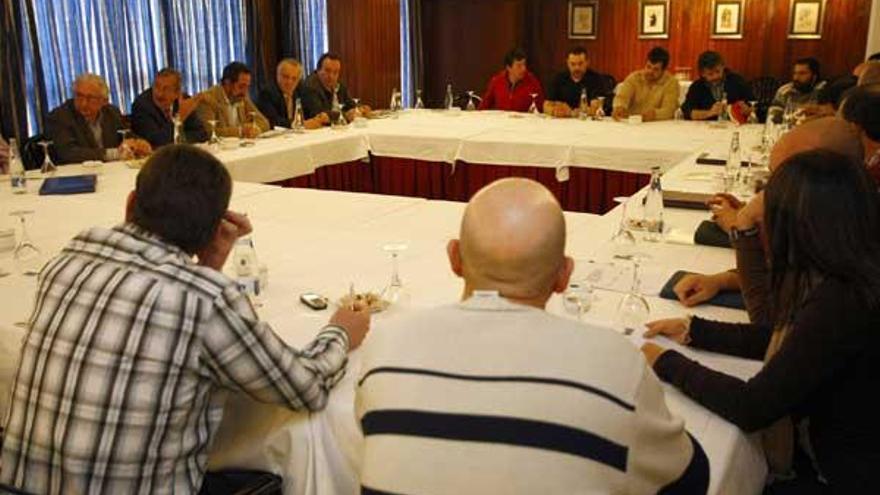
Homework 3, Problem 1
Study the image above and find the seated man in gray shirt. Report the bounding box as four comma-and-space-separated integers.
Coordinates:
356, 178, 709, 494
46, 73, 151, 164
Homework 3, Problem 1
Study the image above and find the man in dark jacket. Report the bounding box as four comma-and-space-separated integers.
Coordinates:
256, 59, 325, 129
681, 51, 754, 121
47, 73, 151, 164
131, 68, 208, 147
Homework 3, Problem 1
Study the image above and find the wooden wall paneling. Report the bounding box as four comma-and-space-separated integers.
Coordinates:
327, 0, 402, 109
421, 0, 528, 106
422, 0, 872, 108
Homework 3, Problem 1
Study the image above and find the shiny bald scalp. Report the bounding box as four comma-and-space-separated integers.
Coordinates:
458, 178, 567, 299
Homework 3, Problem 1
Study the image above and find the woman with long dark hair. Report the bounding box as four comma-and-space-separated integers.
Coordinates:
641, 149, 880, 494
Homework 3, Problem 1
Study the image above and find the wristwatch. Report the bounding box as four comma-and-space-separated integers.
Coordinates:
729, 225, 760, 242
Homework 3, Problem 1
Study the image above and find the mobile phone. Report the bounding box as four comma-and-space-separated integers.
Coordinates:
300, 292, 328, 310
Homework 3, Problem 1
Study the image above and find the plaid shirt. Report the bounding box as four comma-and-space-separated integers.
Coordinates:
1, 224, 349, 494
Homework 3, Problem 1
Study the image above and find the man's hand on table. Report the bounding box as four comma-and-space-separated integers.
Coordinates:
197, 211, 253, 271
330, 305, 371, 350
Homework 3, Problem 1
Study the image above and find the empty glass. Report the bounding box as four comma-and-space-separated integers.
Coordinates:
352, 97, 368, 128
528, 93, 540, 115
610, 196, 637, 256
616, 255, 650, 336
563, 281, 594, 320
747, 100, 760, 125
37, 140, 57, 175
414, 89, 425, 110
10, 210, 42, 276
206, 119, 221, 149
381, 242, 409, 305
465, 91, 480, 111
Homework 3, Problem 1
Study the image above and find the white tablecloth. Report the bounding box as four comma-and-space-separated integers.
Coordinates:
200, 113, 759, 183
0, 154, 766, 494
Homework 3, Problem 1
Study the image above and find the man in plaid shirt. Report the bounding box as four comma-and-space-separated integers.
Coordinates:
0, 145, 370, 494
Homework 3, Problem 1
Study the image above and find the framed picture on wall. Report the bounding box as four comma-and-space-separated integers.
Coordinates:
788, 0, 826, 39
639, 0, 670, 39
569, 1, 598, 39
711, 0, 744, 39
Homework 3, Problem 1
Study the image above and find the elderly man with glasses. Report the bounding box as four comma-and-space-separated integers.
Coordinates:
46, 73, 151, 164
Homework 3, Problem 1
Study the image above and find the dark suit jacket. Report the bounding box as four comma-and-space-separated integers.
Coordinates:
46, 99, 124, 164
256, 83, 308, 128
301, 73, 356, 120
130, 89, 208, 147
681, 70, 754, 120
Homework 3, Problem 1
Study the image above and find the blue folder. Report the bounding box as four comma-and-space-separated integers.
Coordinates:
39, 175, 97, 195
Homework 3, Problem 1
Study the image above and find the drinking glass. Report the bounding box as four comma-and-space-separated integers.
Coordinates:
563, 281, 594, 320
616, 255, 651, 336
381, 242, 409, 305
528, 93, 540, 115
10, 210, 42, 276
37, 140, 57, 175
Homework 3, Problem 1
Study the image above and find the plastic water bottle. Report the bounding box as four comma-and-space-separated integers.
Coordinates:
725, 131, 741, 192
644, 166, 664, 242
9, 139, 26, 194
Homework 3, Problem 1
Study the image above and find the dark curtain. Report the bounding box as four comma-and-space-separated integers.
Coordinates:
1, 0, 46, 141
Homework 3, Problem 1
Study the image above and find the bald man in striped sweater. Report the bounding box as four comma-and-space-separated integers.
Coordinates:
356, 178, 708, 494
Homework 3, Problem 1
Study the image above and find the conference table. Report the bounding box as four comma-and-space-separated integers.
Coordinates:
0, 117, 769, 495
210, 110, 743, 214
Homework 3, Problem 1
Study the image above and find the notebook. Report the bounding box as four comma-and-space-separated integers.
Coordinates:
39, 175, 97, 195
693, 220, 732, 248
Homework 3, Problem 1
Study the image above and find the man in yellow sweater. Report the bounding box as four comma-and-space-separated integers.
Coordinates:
612, 47, 680, 122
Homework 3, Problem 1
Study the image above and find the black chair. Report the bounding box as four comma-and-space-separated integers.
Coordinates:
200, 470, 283, 495
750, 76, 781, 123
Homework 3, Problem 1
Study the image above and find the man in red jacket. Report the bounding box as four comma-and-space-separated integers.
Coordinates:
478, 49, 545, 113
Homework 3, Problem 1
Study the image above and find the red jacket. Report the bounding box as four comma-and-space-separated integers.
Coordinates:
478, 70, 545, 112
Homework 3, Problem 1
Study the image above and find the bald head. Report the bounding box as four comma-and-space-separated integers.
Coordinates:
769, 117, 863, 171
449, 179, 571, 304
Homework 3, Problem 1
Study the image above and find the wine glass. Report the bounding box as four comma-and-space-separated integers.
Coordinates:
528, 93, 540, 115
610, 196, 637, 257
381, 242, 409, 305
415, 89, 425, 110
747, 100, 760, 125
465, 91, 478, 111
10, 210, 42, 276
37, 140, 57, 175
563, 281, 593, 320
206, 119, 221, 148
616, 255, 651, 336
352, 97, 368, 128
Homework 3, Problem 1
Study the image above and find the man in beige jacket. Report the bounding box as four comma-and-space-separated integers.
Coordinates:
196, 62, 270, 138
612, 47, 680, 122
